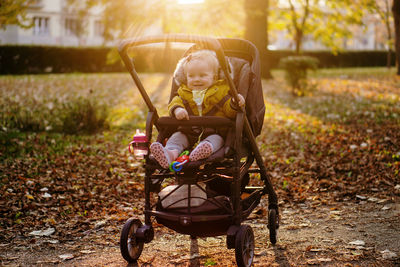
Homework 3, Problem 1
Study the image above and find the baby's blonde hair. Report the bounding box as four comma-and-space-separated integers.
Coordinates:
183, 50, 219, 75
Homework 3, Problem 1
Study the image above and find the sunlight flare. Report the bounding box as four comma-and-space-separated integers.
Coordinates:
177, 0, 204, 4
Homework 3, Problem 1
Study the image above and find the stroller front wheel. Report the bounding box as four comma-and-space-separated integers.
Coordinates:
120, 217, 144, 263
235, 224, 255, 267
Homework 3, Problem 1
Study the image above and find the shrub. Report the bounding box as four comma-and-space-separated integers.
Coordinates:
0, 98, 52, 132
265, 50, 395, 69
0, 45, 186, 74
279, 56, 319, 96
0, 96, 109, 134
60, 97, 109, 134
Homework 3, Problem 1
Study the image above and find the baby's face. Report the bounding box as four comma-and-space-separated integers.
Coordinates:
185, 59, 215, 91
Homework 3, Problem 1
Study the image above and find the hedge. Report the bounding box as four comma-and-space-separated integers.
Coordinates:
0, 46, 123, 74
264, 50, 396, 69
0, 45, 395, 74
0, 45, 186, 74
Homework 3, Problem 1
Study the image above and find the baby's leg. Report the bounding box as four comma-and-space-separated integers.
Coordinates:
189, 134, 224, 161
165, 131, 189, 159
150, 131, 188, 169
203, 134, 224, 151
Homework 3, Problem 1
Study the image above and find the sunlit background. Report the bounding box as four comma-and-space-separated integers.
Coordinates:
0, 2, 399, 265
177, 0, 204, 4
0, 0, 394, 53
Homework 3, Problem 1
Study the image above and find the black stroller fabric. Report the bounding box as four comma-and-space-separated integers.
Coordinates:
228, 56, 265, 137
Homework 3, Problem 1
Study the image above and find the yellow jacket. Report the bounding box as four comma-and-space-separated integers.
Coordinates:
168, 80, 237, 119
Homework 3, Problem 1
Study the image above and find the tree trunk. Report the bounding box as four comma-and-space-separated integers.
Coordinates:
387, 49, 392, 69
244, 0, 272, 78
393, 0, 400, 75
385, 0, 393, 69
295, 29, 303, 54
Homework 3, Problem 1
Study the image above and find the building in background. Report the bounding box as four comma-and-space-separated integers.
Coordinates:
0, 0, 392, 51
0, 0, 107, 46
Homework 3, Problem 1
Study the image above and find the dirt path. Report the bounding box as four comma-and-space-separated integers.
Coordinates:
2, 198, 399, 266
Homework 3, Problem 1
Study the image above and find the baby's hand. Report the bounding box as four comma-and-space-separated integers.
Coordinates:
237, 94, 245, 107
174, 107, 189, 120
232, 94, 245, 108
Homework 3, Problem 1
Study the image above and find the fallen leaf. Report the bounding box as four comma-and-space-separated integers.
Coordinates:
42, 192, 52, 198
29, 228, 55, 237
381, 249, 397, 259
94, 220, 107, 229
350, 144, 358, 150
58, 254, 74, 261
80, 250, 95, 254
349, 240, 365, 246
25, 194, 34, 200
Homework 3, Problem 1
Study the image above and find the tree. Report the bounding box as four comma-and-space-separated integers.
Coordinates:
363, 0, 394, 69
287, 0, 311, 54
375, 0, 394, 68
393, 0, 400, 74
0, 0, 33, 29
67, 0, 157, 41
271, 0, 365, 54
63, 0, 93, 41
244, 0, 272, 78
376, 0, 394, 68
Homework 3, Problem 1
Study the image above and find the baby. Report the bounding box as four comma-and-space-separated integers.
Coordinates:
150, 50, 245, 169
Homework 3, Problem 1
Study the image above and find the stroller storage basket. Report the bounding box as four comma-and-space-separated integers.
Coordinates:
152, 195, 233, 237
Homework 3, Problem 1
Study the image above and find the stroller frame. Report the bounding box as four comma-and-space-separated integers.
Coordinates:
118, 34, 279, 267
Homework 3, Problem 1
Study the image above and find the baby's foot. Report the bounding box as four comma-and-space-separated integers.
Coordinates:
150, 142, 171, 169
189, 141, 213, 162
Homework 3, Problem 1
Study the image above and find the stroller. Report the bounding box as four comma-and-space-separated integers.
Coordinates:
118, 34, 279, 267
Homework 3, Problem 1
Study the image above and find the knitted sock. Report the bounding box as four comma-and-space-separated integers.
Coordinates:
189, 141, 213, 162
150, 142, 171, 169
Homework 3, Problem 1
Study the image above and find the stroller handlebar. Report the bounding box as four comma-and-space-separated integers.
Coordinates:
119, 34, 230, 78
118, 34, 245, 117
119, 34, 221, 53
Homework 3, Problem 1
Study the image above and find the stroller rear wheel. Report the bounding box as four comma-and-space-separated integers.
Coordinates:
120, 217, 144, 263
268, 208, 278, 244
235, 224, 255, 267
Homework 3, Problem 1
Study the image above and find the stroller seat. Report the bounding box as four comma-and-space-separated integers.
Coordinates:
148, 146, 226, 170
149, 50, 256, 170
149, 116, 235, 170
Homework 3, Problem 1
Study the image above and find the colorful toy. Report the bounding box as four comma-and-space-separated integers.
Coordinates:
169, 150, 189, 172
